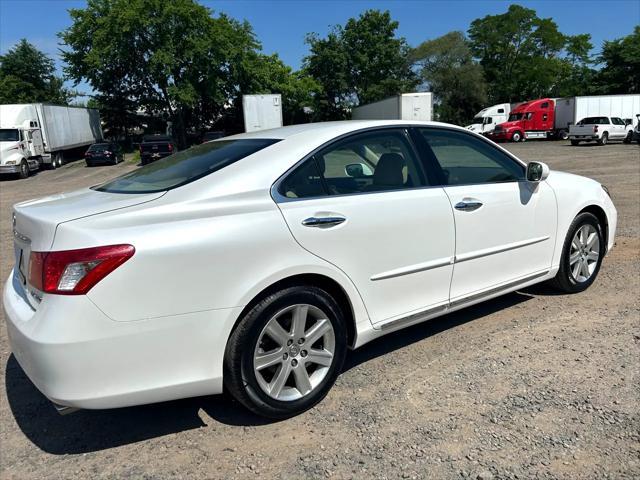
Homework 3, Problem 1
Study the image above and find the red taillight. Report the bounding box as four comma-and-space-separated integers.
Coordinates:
593, 125, 598, 133
29, 245, 135, 295
168, 143, 173, 152
139, 145, 143, 154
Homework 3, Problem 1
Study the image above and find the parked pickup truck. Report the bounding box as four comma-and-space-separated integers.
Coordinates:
568, 116, 633, 146
139, 134, 176, 165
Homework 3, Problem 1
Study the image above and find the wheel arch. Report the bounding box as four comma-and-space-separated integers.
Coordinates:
578, 204, 609, 250
230, 273, 358, 349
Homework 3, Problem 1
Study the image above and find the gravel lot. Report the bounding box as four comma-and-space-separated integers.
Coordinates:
1, 141, 638, 479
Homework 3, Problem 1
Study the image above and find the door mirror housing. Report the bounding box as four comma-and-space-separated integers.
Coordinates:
526, 161, 550, 183
345, 163, 373, 178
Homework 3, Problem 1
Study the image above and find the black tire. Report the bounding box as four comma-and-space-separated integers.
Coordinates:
548, 212, 605, 294
86, 161, 93, 167
18, 160, 29, 179
623, 131, 632, 144
224, 286, 347, 419
570, 140, 580, 146
512, 131, 523, 142
559, 129, 569, 140
597, 132, 608, 146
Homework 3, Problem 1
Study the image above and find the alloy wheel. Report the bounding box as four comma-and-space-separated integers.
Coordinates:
569, 224, 600, 283
253, 304, 335, 401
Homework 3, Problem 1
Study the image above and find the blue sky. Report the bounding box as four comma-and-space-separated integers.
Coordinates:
1, 0, 638, 96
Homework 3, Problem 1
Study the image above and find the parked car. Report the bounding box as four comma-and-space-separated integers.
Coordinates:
5, 121, 617, 418
201, 131, 225, 143
632, 114, 640, 144
85, 142, 124, 166
568, 116, 634, 145
139, 134, 176, 165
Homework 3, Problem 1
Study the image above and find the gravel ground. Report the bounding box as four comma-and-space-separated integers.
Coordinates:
0, 142, 638, 479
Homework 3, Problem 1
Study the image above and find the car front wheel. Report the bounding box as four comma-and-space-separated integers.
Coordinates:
549, 212, 605, 293
224, 286, 347, 418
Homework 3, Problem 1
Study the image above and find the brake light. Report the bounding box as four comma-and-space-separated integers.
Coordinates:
593, 125, 598, 133
168, 143, 173, 152
29, 245, 135, 295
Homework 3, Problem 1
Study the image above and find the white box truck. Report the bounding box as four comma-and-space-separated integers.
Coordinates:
0, 103, 103, 178
243, 94, 283, 133
351, 93, 433, 121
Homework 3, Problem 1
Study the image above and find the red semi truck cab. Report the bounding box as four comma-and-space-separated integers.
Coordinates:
488, 98, 555, 142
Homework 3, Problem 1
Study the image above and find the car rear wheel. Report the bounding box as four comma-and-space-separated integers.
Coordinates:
549, 212, 604, 293
598, 133, 608, 146
224, 286, 347, 419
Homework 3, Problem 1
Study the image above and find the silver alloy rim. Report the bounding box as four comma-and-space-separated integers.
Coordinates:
569, 224, 600, 283
253, 304, 335, 401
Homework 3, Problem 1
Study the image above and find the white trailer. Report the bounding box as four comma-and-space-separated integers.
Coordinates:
555, 94, 640, 134
0, 103, 102, 177
243, 94, 283, 133
351, 93, 433, 121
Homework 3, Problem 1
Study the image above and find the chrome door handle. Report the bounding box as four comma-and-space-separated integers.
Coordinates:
302, 216, 346, 228
454, 199, 483, 212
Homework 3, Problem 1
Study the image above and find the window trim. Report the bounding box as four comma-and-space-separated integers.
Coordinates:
272, 126, 431, 203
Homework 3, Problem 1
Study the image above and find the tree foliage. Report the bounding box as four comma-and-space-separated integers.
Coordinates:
411, 31, 487, 124
595, 26, 640, 94
0, 39, 70, 104
305, 10, 418, 119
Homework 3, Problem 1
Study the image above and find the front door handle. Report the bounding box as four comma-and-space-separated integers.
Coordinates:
302, 216, 346, 228
454, 199, 483, 212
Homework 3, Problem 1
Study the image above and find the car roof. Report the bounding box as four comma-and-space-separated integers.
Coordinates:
224, 120, 468, 141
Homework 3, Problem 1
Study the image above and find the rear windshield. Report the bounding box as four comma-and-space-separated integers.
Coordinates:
143, 135, 172, 142
94, 138, 279, 193
89, 143, 110, 151
578, 117, 609, 125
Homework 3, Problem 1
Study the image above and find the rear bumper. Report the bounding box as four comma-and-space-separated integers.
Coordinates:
141, 152, 171, 163
3, 271, 241, 409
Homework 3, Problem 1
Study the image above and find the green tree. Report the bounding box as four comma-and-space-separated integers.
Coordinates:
595, 26, 640, 94
0, 39, 70, 104
60, 0, 262, 145
305, 9, 417, 119
411, 31, 487, 124
468, 4, 571, 102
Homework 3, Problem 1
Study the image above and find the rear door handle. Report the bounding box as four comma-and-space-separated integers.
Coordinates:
302, 216, 346, 228
454, 199, 483, 212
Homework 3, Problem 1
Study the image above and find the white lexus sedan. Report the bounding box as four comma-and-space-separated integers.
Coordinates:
4, 121, 617, 418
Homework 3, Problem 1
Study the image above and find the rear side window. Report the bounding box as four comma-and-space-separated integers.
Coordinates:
96, 139, 279, 193
579, 117, 610, 125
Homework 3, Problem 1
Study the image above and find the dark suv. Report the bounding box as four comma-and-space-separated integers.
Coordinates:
140, 135, 176, 165
85, 142, 124, 166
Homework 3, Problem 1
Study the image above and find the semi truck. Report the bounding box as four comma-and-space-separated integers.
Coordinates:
243, 94, 283, 133
487, 94, 640, 142
351, 93, 433, 121
465, 103, 513, 135
0, 103, 103, 178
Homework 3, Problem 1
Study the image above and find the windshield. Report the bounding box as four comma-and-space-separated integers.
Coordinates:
0, 129, 19, 142
577, 117, 609, 125
471, 117, 485, 124
508, 113, 523, 121
95, 138, 280, 193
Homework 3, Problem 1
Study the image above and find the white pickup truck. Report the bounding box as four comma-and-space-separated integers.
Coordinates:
568, 116, 633, 146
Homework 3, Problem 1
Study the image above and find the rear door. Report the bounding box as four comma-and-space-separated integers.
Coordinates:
275, 128, 455, 326
611, 118, 626, 138
413, 127, 557, 303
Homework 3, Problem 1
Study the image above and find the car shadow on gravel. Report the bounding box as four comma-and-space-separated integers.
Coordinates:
6, 291, 535, 455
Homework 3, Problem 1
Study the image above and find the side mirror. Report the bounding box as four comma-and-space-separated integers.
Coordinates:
526, 161, 550, 183
345, 163, 372, 178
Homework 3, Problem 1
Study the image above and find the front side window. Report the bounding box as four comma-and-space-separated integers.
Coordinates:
611, 117, 624, 125
418, 128, 524, 186
96, 139, 279, 193
508, 113, 523, 121
279, 129, 426, 199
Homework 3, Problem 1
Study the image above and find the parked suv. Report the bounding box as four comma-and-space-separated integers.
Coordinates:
140, 135, 176, 165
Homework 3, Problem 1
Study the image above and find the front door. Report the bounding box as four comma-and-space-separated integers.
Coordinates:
414, 127, 557, 302
275, 128, 455, 325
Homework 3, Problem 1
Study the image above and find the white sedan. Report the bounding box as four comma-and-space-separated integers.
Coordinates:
4, 121, 617, 418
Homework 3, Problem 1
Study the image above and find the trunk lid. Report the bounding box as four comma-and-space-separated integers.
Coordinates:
11, 188, 164, 309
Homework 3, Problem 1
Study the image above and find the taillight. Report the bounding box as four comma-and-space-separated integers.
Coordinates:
29, 245, 135, 295
593, 125, 598, 133
168, 143, 173, 152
